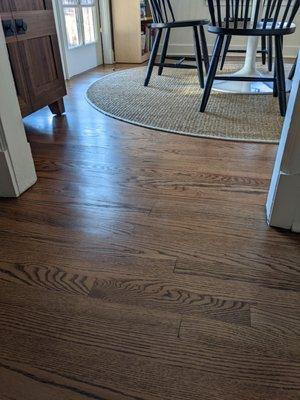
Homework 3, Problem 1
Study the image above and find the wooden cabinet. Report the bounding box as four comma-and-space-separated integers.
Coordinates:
0, 0, 66, 117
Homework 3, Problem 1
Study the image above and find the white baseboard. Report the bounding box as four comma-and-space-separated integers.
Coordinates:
0, 150, 18, 197
163, 43, 299, 58
267, 172, 300, 231
0, 145, 37, 197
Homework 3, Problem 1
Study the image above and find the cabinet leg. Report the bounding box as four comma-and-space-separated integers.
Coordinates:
49, 98, 65, 116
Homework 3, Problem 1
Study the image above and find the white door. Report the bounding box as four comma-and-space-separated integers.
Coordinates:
55, 0, 103, 79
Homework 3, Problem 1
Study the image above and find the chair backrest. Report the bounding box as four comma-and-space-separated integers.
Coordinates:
207, 0, 299, 29
148, 0, 176, 23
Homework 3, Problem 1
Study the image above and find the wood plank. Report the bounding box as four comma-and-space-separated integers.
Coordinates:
89, 272, 252, 325
179, 315, 300, 360
0, 198, 142, 235
1, 356, 298, 400
89, 271, 300, 310
174, 254, 300, 292
0, 262, 250, 326
251, 304, 300, 336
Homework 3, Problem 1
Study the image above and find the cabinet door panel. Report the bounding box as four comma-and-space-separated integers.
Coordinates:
17, 35, 66, 111
0, 2, 32, 115
6, 44, 33, 116
1, 0, 66, 117
11, 1, 66, 116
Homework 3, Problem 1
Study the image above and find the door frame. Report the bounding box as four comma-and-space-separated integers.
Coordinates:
100, 0, 114, 64
0, 23, 37, 197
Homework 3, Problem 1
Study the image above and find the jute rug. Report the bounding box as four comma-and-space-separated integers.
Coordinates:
86, 65, 286, 143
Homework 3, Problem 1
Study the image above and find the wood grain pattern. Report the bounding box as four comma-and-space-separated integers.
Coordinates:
6, 43, 32, 115
0, 64, 299, 399
0, 262, 96, 296
90, 273, 252, 325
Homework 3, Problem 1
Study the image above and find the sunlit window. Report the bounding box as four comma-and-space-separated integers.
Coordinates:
82, 6, 96, 44
61, 0, 98, 49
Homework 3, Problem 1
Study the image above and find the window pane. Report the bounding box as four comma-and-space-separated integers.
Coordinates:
64, 7, 81, 48
82, 6, 97, 44
62, 0, 78, 5
80, 0, 94, 4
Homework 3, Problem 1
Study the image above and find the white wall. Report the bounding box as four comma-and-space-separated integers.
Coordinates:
168, 0, 300, 57
62, 43, 103, 78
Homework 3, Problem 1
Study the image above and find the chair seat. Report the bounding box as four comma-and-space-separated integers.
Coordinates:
152, 19, 209, 29
208, 21, 296, 36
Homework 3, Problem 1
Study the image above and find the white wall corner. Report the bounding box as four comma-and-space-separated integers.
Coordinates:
266, 52, 300, 231
266, 172, 300, 230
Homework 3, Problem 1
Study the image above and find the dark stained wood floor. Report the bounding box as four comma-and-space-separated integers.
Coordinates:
0, 64, 300, 400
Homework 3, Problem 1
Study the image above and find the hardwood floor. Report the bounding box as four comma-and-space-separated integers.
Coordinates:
0, 64, 299, 400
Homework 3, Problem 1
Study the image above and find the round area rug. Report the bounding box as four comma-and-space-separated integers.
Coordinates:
86, 65, 285, 143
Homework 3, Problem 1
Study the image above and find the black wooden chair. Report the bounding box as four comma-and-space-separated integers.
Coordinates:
200, 0, 299, 116
144, 0, 209, 89
220, 34, 273, 71
219, 0, 274, 72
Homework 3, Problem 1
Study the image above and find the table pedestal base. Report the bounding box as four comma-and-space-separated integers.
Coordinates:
212, 69, 292, 95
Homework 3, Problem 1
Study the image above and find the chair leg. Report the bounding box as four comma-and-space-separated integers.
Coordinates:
200, 35, 224, 113
193, 26, 205, 89
288, 56, 297, 80
199, 25, 209, 73
273, 63, 278, 98
220, 35, 231, 71
261, 36, 267, 65
144, 29, 162, 87
275, 35, 287, 117
268, 36, 273, 72
158, 28, 171, 76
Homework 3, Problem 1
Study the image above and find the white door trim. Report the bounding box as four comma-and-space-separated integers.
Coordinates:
52, 0, 69, 78
0, 24, 37, 197
266, 53, 300, 232
99, 0, 114, 64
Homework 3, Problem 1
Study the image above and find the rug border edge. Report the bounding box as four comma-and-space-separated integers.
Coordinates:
85, 67, 280, 145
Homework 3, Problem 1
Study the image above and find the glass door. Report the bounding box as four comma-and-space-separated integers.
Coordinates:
57, 0, 103, 78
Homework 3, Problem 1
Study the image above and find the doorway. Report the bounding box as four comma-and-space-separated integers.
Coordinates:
54, 0, 104, 79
